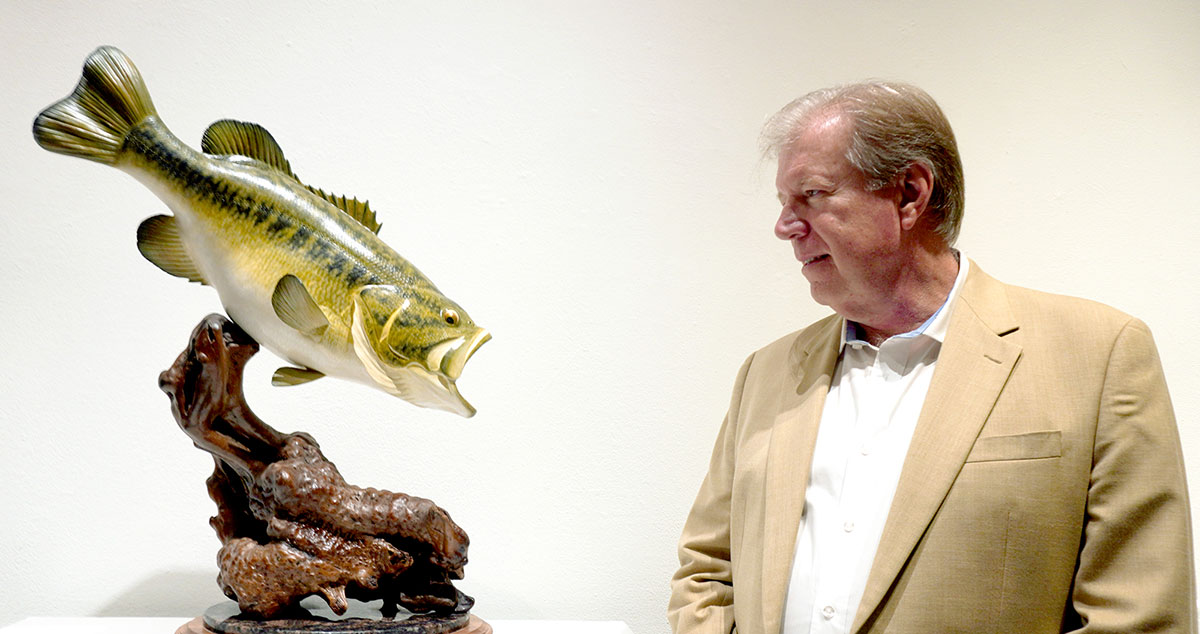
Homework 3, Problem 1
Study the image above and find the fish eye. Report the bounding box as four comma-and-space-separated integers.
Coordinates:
441, 308, 459, 325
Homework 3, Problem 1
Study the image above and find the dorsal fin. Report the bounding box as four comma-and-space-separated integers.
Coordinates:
202, 119, 383, 235
305, 186, 382, 234
202, 120, 296, 177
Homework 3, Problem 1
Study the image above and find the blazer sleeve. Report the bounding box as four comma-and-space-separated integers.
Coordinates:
668, 355, 753, 634
1070, 318, 1197, 633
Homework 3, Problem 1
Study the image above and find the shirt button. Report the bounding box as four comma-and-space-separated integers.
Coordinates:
843, 521, 856, 532
822, 605, 835, 620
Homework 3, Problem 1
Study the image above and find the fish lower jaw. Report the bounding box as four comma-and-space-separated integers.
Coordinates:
367, 363, 477, 418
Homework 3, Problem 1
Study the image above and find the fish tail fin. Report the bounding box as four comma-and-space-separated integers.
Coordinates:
33, 46, 158, 165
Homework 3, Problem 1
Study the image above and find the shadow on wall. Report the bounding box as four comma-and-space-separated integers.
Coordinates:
94, 570, 227, 617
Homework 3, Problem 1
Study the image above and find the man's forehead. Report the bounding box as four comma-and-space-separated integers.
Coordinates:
806, 109, 851, 137
776, 113, 853, 183
782, 110, 851, 157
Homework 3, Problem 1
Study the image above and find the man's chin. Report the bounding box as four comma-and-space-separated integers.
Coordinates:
806, 283, 839, 309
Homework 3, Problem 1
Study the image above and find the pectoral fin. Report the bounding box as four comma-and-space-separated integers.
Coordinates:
271, 274, 329, 336
272, 366, 326, 387
136, 215, 208, 284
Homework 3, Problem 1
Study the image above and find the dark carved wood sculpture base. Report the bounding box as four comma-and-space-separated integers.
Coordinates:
162, 315, 483, 632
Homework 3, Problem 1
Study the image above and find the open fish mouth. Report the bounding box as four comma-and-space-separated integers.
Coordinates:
428, 328, 492, 381
351, 303, 490, 417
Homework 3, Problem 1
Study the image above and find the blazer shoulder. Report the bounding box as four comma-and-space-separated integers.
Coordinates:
752, 313, 840, 359
963, 263, 1146, 340
999, 281, 1143, 336
735, 313, 842, 385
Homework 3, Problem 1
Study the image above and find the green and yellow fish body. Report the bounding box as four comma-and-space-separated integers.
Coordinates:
34, 47, 489, 417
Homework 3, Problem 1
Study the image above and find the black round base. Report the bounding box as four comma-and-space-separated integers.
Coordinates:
202, 598, 470, 634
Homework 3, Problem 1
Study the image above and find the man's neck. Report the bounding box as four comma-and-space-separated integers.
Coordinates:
856, 249, 960, 347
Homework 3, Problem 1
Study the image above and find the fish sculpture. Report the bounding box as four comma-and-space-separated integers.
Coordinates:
33, 46, 490, 417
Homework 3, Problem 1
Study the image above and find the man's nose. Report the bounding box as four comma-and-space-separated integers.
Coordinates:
775, 205, 810, 241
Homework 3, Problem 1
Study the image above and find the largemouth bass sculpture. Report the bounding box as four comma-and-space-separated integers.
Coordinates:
34, 46, 489, 417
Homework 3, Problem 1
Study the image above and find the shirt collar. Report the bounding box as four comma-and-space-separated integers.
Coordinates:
840, 251, 969, 349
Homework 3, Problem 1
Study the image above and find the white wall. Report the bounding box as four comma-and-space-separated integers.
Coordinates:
1, 2, 1197, 633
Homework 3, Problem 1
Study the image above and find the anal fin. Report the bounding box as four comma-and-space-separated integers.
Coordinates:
136, 215, 208, 284
272, 366, 326, 387
272, 274, 330, 336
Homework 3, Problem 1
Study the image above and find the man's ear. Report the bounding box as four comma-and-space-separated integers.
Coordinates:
897, 161, 934, 231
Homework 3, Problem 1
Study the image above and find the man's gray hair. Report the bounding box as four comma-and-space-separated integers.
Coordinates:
762, 81, 965, 245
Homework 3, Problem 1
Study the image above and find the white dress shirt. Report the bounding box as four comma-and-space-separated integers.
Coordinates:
781, 260, 968, 634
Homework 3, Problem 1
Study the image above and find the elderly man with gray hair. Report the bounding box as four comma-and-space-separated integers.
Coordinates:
669, 82, 1195, 634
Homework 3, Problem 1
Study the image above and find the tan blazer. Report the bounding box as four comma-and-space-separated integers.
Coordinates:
669, 262, 1195, 633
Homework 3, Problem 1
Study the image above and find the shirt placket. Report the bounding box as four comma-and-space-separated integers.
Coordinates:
811, 347, 878, 633
833, 342, 912, 633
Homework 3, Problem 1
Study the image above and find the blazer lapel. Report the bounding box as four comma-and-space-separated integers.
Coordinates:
761, 316, 842, 634
852, 263, 1023, 632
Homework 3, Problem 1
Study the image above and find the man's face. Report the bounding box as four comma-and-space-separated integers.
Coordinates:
774, 113, 905, 319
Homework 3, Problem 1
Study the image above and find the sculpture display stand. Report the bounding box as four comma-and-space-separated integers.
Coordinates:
174, 602, 492, 634
163, 315, 489, 634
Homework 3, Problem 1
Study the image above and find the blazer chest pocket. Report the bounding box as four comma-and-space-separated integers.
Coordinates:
965, 430, 1062, 463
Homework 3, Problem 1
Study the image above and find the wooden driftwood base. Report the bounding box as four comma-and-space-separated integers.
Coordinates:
175, 614, 492, 634
160, 315, 471, 618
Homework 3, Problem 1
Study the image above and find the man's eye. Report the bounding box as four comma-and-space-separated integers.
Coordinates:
805, 190, 823, 198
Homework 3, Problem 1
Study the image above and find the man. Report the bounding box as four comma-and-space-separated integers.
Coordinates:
668, 82, 1195, 633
